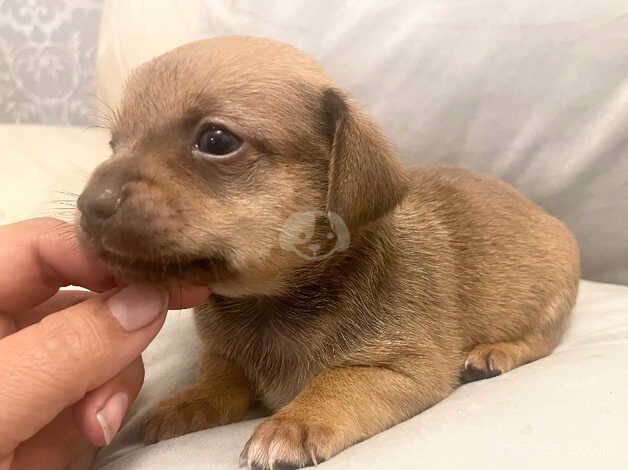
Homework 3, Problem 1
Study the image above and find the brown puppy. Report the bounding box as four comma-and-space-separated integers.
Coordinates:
77, 36, 580, 468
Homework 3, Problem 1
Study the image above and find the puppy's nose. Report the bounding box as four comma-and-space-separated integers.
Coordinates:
78, 184, 124, 228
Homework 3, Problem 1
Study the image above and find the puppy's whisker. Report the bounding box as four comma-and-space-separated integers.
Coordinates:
90, 94, 120, 129
46, 211, 75, 222
53, 190, 79, 197
49, 200, 77, 206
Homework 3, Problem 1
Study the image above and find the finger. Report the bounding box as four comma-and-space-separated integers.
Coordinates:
0, 218, 116, 313
0, 314, 15, 338
167, 284, 211, 309
16, 285, 210, 330
16, 290, 94, 330
0, 284, 166, 455
74, 357, 145, 447
11, 408, 96, 470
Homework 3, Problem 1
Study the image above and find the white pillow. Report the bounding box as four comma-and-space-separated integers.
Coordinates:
0, 125, 108, 225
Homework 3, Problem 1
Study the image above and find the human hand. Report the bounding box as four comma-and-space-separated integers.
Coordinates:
0, 218, 210, 470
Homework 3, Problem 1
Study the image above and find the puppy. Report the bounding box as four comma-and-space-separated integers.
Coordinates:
77, 36, 580, 469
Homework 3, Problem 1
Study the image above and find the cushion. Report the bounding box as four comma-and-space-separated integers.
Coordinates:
0, 1, 103, 126
96, 0, 200, 111
95, 279, 628, 469
0, 124, 109, 225
98, 0, 628, 285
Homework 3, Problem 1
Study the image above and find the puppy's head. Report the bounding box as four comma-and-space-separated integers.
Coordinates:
78, 36, 407, 295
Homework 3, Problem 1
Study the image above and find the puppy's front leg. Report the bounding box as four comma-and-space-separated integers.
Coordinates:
144, 350, 252, 443
241, 365, 451, 469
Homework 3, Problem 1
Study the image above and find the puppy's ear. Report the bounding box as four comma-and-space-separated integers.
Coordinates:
322, 88, 408, 228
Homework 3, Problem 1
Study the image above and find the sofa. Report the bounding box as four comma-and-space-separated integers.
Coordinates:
1, 1, 627, 468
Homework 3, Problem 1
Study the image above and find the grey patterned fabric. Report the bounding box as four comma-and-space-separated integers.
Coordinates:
0, 0, 102, 125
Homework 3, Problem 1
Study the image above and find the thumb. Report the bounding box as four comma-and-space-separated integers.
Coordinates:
0, 284, 168, 455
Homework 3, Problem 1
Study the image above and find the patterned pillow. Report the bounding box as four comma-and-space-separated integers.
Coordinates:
0, 0, 103, 126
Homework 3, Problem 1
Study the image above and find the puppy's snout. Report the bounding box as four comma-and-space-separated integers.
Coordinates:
78, 182, 125, 229
78, 157, 136, 232
78, 185, 123, 223
77, 157, 187, 259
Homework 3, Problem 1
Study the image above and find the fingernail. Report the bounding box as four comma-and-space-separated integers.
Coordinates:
95, 392, 129, 446
107, 284, 168, 331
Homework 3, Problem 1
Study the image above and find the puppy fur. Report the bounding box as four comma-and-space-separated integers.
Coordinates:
77, 36, 580, 469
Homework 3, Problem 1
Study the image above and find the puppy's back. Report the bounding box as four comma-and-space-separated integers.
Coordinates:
396, 165, 579, 349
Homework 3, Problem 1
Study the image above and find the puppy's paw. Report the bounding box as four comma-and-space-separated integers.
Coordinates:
462, 342, 516, 382
143, 392, 221, 444
240, 416, 337, 469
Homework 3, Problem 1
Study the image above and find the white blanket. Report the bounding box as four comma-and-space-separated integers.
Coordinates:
95, 280, 628, 470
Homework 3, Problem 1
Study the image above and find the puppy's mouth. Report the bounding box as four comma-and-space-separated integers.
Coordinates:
80, 231, 232, 284
100, 249, 231, 284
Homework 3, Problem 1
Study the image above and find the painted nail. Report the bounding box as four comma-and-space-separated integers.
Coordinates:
95, 392, 129, 446
107, 284, 168, 331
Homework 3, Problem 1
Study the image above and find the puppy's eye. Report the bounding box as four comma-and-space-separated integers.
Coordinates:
195, 125, 242, 157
